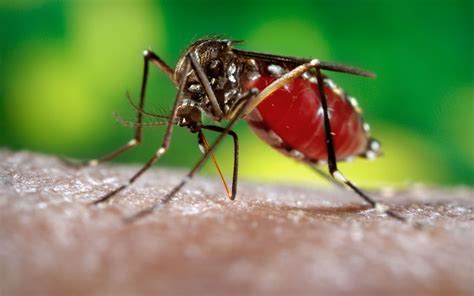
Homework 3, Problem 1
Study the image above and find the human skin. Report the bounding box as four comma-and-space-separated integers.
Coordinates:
0, 150, 473, 296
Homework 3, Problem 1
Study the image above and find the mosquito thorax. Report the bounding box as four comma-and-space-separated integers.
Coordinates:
174, 38, 247, 121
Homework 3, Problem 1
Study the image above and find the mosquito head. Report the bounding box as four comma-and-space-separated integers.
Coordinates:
175, 38, 244, 121
176, 99, 202, 133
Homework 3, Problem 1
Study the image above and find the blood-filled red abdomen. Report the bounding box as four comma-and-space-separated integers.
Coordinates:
244, 74, 369, 162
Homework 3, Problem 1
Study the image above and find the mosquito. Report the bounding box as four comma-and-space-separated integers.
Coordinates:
71, 38, 407, 223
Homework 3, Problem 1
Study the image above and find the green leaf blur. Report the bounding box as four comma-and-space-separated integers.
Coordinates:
1, 0, 472, 187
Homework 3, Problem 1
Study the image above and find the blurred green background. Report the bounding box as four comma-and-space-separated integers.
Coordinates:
0, 0, 472, 187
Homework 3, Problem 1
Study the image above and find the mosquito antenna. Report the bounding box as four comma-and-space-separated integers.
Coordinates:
199, 131, 231, 199
113, 112, 169, 128
126, 92, 170, 119
154, 105, 173, 118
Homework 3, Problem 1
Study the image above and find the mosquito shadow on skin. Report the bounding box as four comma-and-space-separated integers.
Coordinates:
277, 204, 374, 218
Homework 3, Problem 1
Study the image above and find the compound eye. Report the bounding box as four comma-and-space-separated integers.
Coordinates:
207, 59, 222, 77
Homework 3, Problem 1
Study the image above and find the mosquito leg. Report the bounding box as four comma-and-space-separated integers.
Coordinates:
126, 89, 258, 222
312, 66, 406, 222
242, 60, 323, 115
309, 165, 345, 190
188, 51, 224, 119
64, 50, 175, 168
202, 125, 239, 200
241, 59, 373, 117
91, 58, 189, 205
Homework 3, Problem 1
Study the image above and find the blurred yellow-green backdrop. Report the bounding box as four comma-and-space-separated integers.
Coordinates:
1, 0, 472, 187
